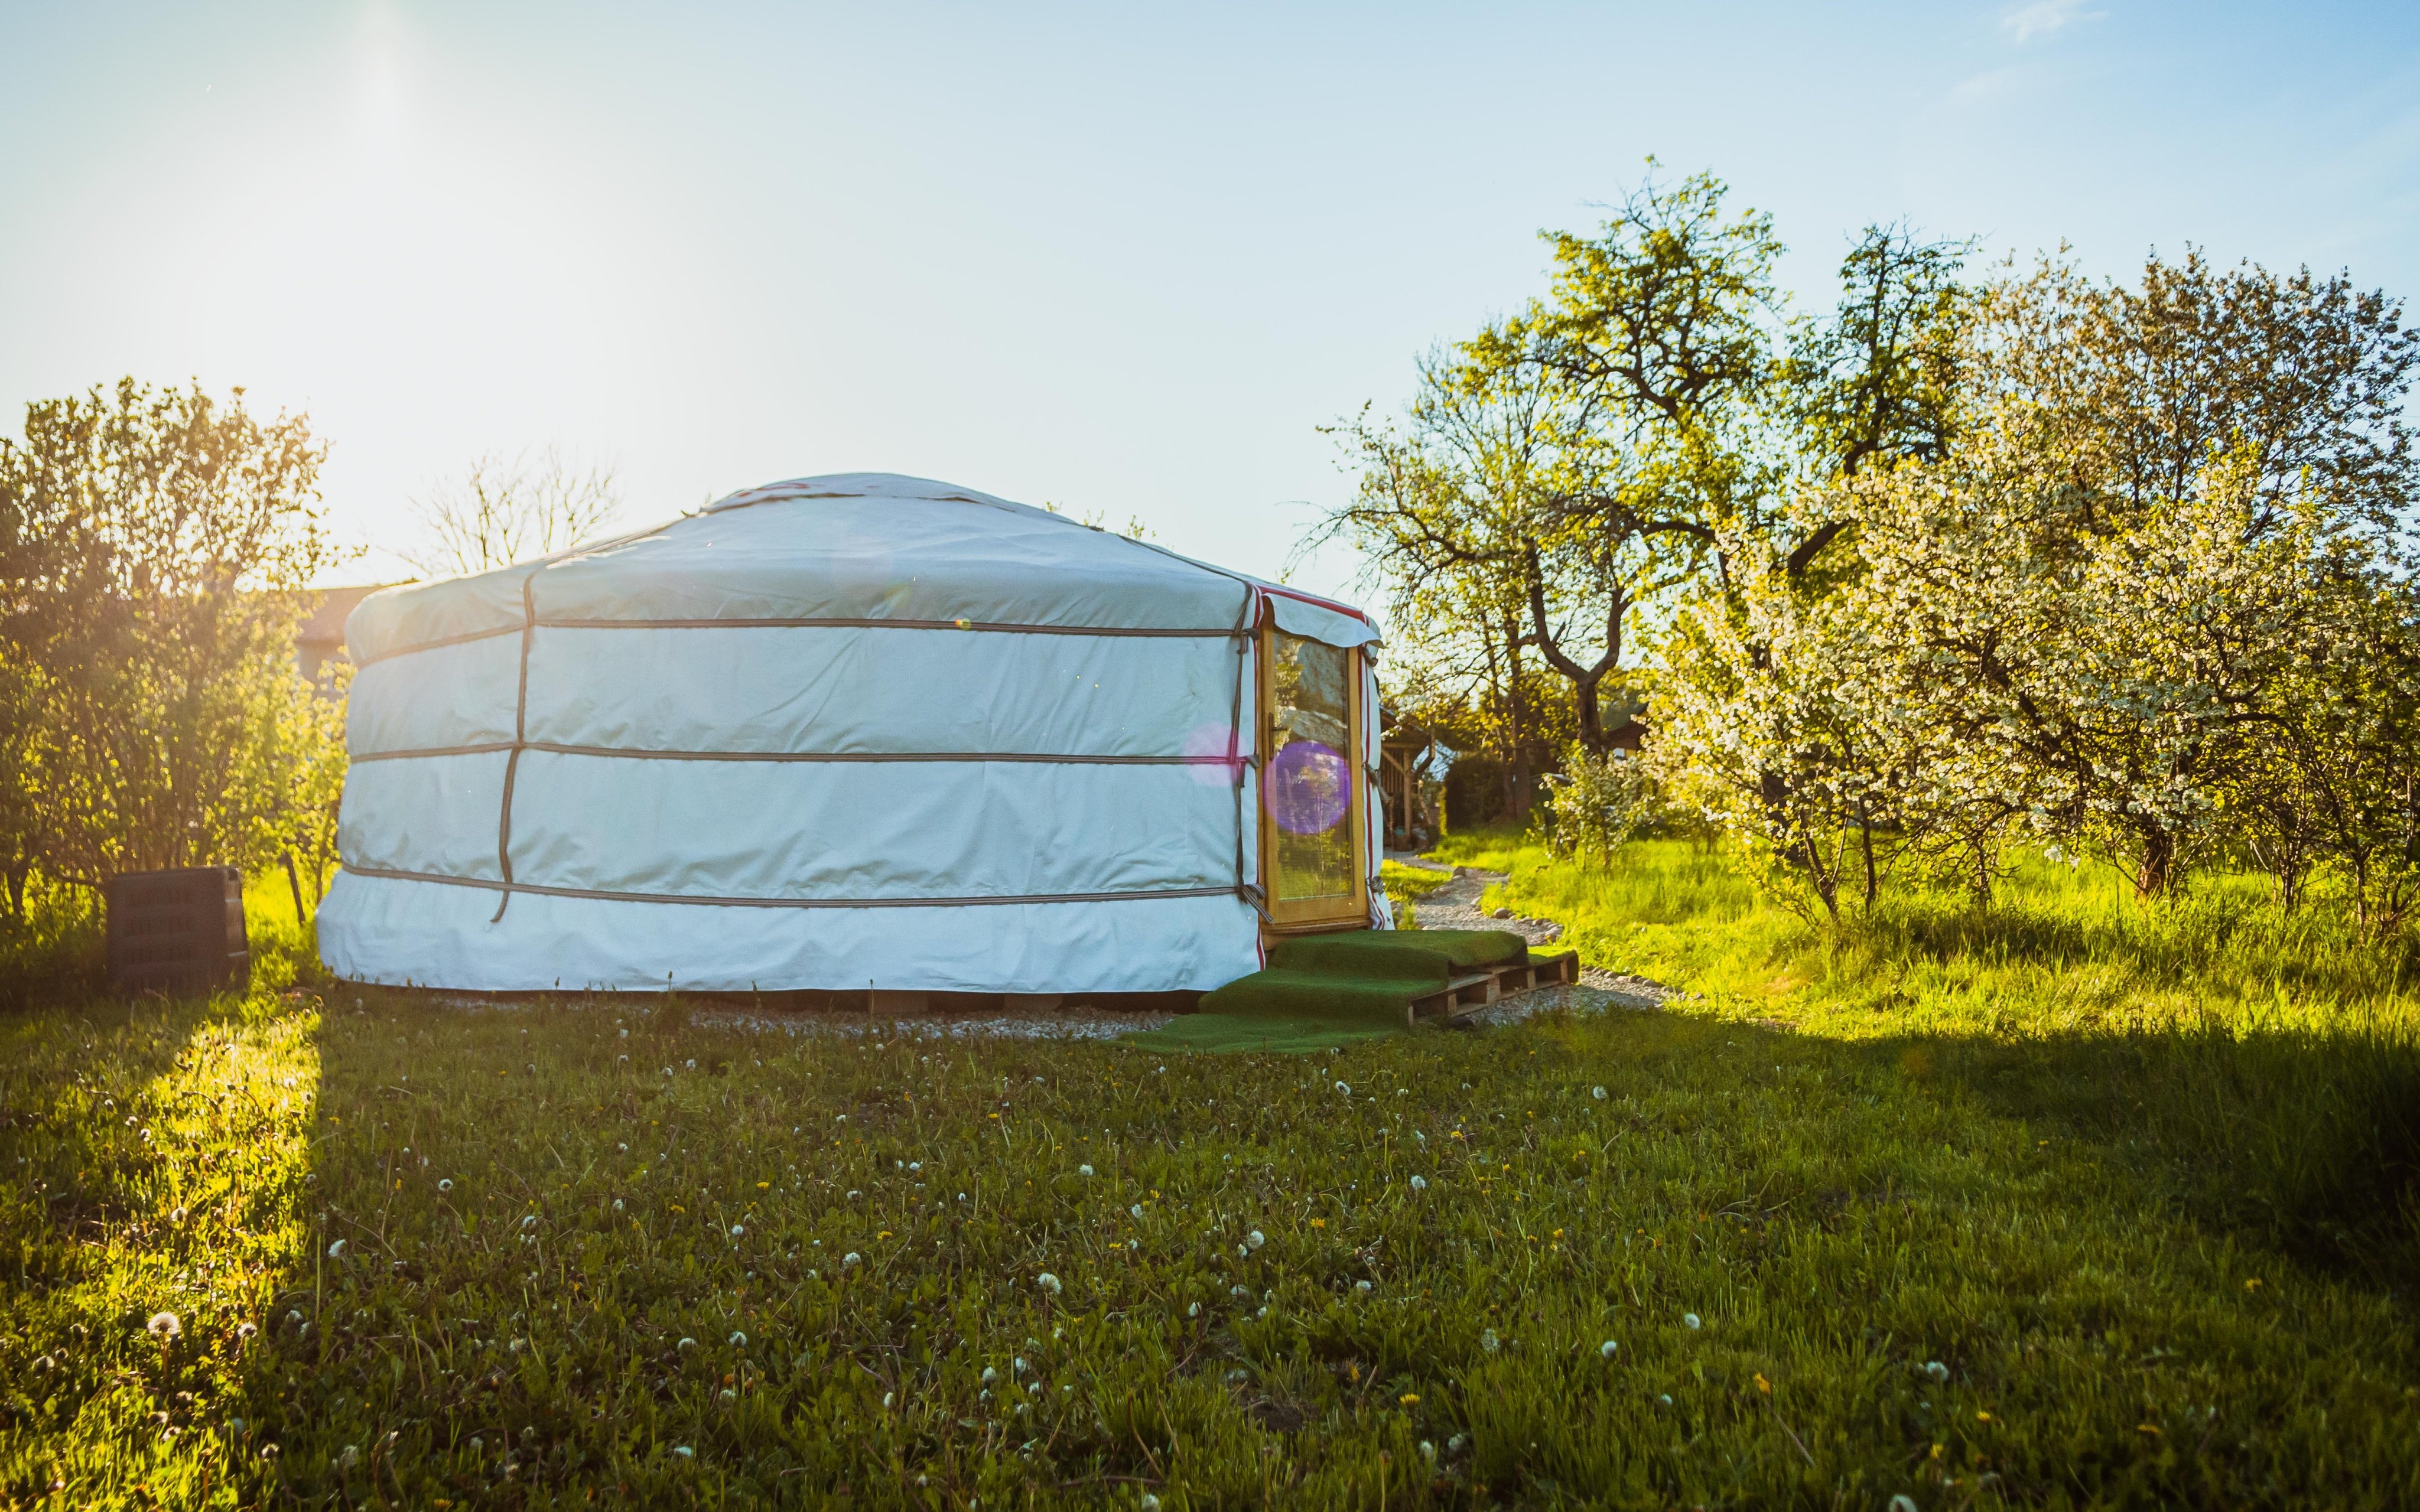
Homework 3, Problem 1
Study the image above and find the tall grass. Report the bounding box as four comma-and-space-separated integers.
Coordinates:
1439, 830, 2420, 1293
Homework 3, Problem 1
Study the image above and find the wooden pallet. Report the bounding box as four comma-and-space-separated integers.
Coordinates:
1407, 951, 1579, 1028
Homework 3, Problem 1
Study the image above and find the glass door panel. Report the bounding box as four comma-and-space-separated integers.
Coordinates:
1263, 627, 1365, 925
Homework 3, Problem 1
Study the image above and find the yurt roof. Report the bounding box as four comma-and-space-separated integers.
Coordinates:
349, 472, 1377, 666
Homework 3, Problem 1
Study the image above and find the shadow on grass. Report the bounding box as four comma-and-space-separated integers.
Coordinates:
1892, 1018, 2420, 1295
14, 962, 2419, 1507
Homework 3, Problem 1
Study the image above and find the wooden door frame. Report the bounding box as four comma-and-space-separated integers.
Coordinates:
1255, 617, 1371, 935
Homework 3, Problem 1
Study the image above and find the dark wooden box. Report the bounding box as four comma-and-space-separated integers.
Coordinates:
105, 866, 251, 995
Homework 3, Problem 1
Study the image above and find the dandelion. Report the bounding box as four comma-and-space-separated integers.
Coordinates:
1186, 1302, 1199, 1317
521, 1215, 536, 1229
1600, 1340, 1618, 1359
438, 1179, 453, 1192
1335, 1081, 1351, 1094
1399, 1393, 1419, 1407
1355, 1280, 1372, 1293
685, 1059, 696, 1070
1890, 1498, 1919, 1512
237, 1322, 258, 1342
1141, 1496, 1162, 1512
1682, 1313, 1701, 1329
613, 1199, 624, 1211
730, 1331, 747, 1347
1037, 1272, 1062, 1295
674, 1446, 694, 1458
981, 1366, 998, 1384
146, 1311, 181, 1341
1923, 1360, 1949, 1382
169, 1206, 187, 1225
843, 1252, 861, 1266
678, 1337, 697, 1351
1409, 1175, 1427, 1191
1591, 1086, 1606, 1100
1078, 1164, 1094, 1177
261, 1444, 280, 1459
882, 1391, 895, 1409
327, 1239, 346, 1258
286, 1309, 303, 1325
730, 1224, 744, 1237
1129, 1204, 1144, 1218
1480, 1328, 1500, 1353
1419, 1441, 1435, 1460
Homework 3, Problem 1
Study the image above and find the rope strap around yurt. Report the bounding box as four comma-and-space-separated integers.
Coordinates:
489, 572, 539, 923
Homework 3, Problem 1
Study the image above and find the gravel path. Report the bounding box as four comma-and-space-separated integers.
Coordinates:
1396, 856, 1673, 1022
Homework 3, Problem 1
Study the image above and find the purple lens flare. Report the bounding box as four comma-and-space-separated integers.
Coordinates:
1267, 740, 1351, 835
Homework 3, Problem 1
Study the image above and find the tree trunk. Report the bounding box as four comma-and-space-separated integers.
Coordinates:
2133, 829, 2175, 900
1505, 612, 1534, 821
1802, 832, 1841, 924
1858, 803, 1878, 912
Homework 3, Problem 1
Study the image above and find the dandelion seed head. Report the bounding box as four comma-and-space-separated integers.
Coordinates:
146, 1311, 181, 1340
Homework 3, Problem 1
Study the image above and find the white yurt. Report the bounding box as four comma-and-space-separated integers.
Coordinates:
317, 474, 1393, 995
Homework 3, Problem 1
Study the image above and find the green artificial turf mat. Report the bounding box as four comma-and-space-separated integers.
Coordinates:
1129, 928, 1560, 1054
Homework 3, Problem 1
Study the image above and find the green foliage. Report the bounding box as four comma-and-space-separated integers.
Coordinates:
0, 379, 346, 891
1541, 748, 1658, 863
6, 846, 2420, 1506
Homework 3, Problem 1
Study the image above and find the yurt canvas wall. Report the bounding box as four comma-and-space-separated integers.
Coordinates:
317, 474, 1389, 994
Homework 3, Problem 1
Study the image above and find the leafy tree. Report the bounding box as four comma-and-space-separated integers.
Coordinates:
0, 379, 343, 885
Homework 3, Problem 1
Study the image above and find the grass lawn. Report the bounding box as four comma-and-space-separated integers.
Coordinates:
4, 850, 2418, 1507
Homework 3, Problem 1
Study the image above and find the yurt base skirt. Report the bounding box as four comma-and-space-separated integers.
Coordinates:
313, 869, 1267, 995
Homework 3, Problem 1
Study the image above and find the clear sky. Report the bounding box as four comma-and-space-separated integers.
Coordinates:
4, 1, 2416, 602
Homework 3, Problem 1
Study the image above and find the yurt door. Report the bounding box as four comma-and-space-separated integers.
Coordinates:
1258, 624, 1370, 930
